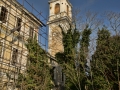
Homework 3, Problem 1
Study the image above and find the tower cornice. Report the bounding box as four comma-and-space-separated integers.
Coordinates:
49, 0, 72, 7
47, 11, 72, 25
66, 0, 72, 7
49, 0, 59, 3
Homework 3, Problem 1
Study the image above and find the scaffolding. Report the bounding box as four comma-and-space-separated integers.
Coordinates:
0, 0, 49, 89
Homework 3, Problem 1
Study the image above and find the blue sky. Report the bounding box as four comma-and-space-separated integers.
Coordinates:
17, 0, 120, 22
16, 0, 120, 50
71, 0, 120, 12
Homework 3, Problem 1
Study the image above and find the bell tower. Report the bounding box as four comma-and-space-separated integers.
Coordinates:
47, 0, 72, 56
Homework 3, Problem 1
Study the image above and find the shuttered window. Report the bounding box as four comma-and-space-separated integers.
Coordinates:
0, 42, 3, 59
29, 27, 34, 38
67, 5, 69, 15
16, 17, 22, 32
11, 48, 18, 65
0, 6, 8, 23
55, 3, 60, 14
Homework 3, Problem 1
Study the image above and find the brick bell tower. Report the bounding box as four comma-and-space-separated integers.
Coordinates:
47, 0, 72, 57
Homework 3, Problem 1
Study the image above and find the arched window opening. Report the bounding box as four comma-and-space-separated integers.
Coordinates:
67, 5, 69, 15
55, 3, 60, 14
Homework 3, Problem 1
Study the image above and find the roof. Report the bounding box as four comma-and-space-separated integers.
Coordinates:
49, 0, 72, 7
7, 0, 46, 27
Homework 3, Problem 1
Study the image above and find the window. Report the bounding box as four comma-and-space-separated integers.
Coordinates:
0, 6, 8, 23
62, 72, 64, 82
54, 67, 57, 80
67, 5, 69, 15
16, 17, 22, 32
0, 42, 3, 58
55, 3, 60, 14
50, 67, 55, 80
11, 48, 18, 65
0, 42, 2, 55
29, 27, 34, 38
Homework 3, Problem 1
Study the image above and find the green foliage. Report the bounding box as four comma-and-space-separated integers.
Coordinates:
17, 37, 52, 90
56, 19, 120, 90
80, 25, 91, 50
78, 25, 92, 90
56, 24, 92, 90
91, 28, 120, 90
57, 24, 80, 64
56, 24, 81, 89
79, 25, 91, 66
56, 25, 120, 90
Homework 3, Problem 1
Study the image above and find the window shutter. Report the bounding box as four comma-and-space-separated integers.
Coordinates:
12, 48, 18, 65
58, 66, 62, 83
0, 6, 1, 16
67, 5, 69, 15
0, 42, 3, 59
16, 17, 22, 32
29, 27, 34, 38
17, 50, 21, 65
54, 67, 56, 80
4, 8, 8, 23
0, 42, 3, 55
0, 6, 2, 21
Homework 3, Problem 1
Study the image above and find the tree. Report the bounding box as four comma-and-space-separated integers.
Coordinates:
90, 28, 111, 90
105, 11, 120, 35
55, 24, 81, 90
78, 25, 91, 90
56, 24, 80, 64
91, 28, 120, 90
17, 37, 52, 90
55, 24, 92, 90
55, 10, 120, 90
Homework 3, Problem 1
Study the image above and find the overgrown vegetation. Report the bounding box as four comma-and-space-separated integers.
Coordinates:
17, 37, 52, 90
55, 11, 120, 90
91, 28, 120, 90
16, 11, 120, 90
